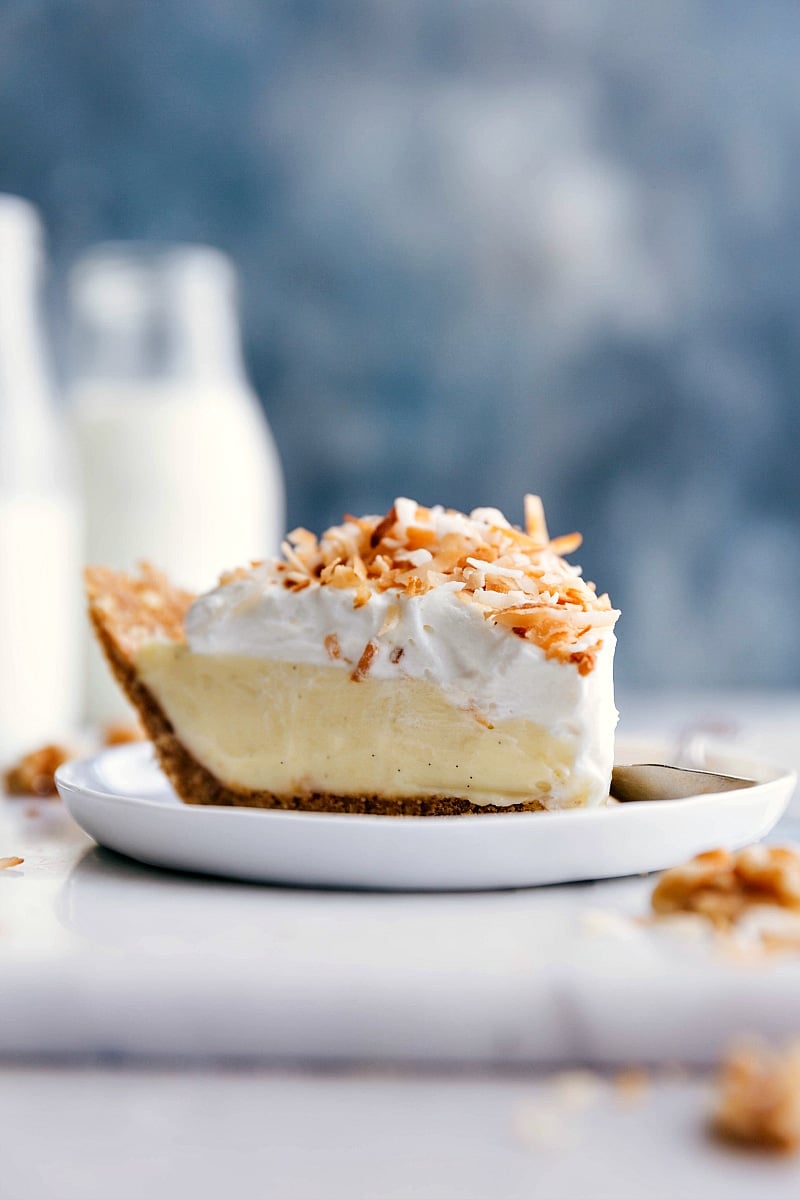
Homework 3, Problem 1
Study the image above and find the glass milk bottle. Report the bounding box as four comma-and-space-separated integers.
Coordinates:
68, 244, 285, 722
0, 195, 82, 762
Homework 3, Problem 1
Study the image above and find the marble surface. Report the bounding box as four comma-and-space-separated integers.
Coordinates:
3, 690, 800, 1198
1, 690, 799, 1066
3, 1066, 800, 1200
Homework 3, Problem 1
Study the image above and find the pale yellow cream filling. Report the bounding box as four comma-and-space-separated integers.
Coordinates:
135, 643, 592, 807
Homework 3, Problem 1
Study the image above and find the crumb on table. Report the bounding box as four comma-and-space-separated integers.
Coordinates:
652, 846, 800, 928
714, 1040, 800, 1153
2, 744, 70, 797
613, 1067, 650, 1105
103, 720, 145, 747
0, 856, 24, 869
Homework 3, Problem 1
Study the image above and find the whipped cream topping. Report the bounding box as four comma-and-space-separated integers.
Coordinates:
217, 495, 618, 669
188, 567, 613, 712
184, 496, 619, 731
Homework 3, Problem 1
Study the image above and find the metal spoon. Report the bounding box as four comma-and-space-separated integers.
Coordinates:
610, 763, 756, 803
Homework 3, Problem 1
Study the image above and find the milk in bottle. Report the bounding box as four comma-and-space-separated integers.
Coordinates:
68, 244, 285, 721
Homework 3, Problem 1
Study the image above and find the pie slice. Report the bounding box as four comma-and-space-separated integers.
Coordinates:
86, 496, 619, 816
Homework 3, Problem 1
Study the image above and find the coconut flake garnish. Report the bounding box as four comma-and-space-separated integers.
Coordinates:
237, 496, 619, 674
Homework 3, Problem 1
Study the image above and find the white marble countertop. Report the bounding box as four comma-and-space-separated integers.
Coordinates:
4, 1064, 800, 1200
2, 689, 800, 1197
3, 688, 800, 1064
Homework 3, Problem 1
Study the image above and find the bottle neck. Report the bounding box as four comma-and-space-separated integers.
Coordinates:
170, 265, 247, 388
69, 245, 250, 398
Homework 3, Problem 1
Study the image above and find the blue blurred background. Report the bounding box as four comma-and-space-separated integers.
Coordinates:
1, 0, 799, 687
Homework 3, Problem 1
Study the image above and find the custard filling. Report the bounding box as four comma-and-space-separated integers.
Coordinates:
136, 643, 593, 807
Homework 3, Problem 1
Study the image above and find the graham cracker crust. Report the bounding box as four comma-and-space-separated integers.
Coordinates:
85, 565, 546, 817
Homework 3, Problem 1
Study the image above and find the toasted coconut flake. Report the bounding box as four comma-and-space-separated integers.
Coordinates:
613, 1068, 650, 1106
328, 564, 362, 590
471, 506, 510, 528
221, 496, 617, 673
319, 558, 342, 585
461, 566, 486, 591
219, 565, 251, 587
371, 554, 392, 577
467, 557, 523, 580
549, 532, 583, 555
285, 573, 312, 592
568, 645, 599, 676
0, 856, 24, 869
370, 504, 398, 548
3, 743, 71, 797
378, 603, 401, 636
351, 640, 378, 681
103, 721, 145, 747
280, 539, 313, 575
394, 497, 418, 530
652, 846, 800, 928
467, 702, 494, 729
482, 577, 514, 594
287, 527, 317, 550
714, 1039, 800, 1152
324, 633, 342, 661
523, 494, 549, 545
406, 525, 437, 550
353, 583, 372, 609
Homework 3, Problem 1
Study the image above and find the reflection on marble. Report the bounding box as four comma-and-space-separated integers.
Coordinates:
57, 842, 569, 959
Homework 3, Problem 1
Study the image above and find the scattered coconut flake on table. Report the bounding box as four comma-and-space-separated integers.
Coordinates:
648, 845, 800, 960
652, 845, 800, 928
614, 1067, 651, 1106
3, 744, 70, 797
713, 1039, 800, 1153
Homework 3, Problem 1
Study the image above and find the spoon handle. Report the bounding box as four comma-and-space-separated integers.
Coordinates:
610, 763, 756, 803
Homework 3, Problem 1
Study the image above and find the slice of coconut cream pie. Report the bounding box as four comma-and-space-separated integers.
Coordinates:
86, 496, 619, 815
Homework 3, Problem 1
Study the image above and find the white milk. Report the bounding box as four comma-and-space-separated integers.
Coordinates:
74, 380, 283, 585
73, 380, 284, 721
0, 495, 82, 761
0, 195, 82, 762
68, 245, 285, 721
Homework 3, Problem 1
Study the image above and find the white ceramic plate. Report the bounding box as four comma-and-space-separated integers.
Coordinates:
56, 740, 796, 891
